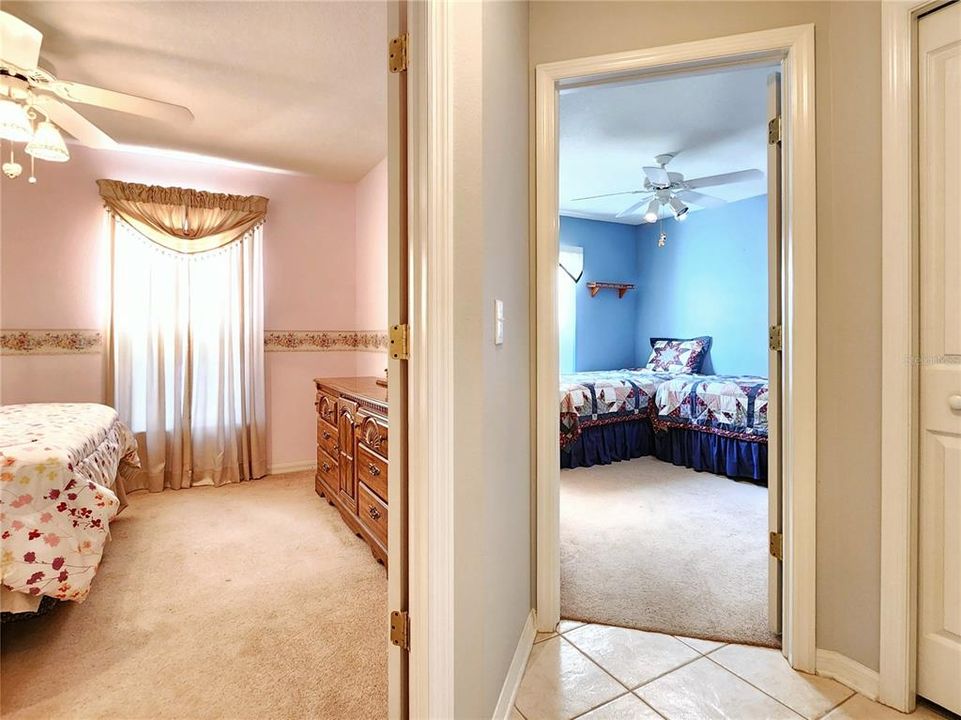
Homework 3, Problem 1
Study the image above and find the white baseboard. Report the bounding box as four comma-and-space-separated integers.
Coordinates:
492, 610, 536, 720
816, 648, 880, 701
267, 461, 316, 476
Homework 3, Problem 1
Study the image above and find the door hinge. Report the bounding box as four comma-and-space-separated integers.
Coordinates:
389, 33, 408, 73
768, 116, 782, 145
769, 324, 783, 352
390, 610, 410, 650
390, 323, 410, 360
769, 531, 784, 561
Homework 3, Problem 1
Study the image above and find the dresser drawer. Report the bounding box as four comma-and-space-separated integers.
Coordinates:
358, 482, 388, 548
357, 444, 388, 502
315, 390, 338, 427
357, 412, 389, 459
317, 448, 338, 487
317, 418, 339, 458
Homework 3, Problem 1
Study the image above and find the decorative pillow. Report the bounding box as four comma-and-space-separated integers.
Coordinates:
645, 336, 712, 374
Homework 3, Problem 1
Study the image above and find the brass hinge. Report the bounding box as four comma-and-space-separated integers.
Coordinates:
389, 33, 408, 73
769, 324, 783, 352
390, 610, 410, 650
390, 323, 410, 360
768, 116, 782, 145
769, 531, 784, 561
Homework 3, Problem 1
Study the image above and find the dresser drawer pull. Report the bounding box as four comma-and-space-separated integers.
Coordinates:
367, 505, 382, 521
321, 462, 331, 473
322, 430, 332, 440
367, 463, 381, 477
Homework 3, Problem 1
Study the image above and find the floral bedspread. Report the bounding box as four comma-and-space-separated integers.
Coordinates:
653, 374, 769, 442
1, 403, 139, 603
560, 369, 675, 448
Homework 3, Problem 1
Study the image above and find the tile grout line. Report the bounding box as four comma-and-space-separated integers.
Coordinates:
702, 653, 812, 720
633, 694, 670, 720
674, 636, 729, 656
568, 691, 633, 720
628, 653, 706, 693
562, 626, 715, 696
559, 635, 634, 693
816, 693, 859, 720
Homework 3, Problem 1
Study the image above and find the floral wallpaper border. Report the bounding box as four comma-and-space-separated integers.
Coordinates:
264, 331, 388, 353
1, 329, 389, 355
1, 330, 103, 355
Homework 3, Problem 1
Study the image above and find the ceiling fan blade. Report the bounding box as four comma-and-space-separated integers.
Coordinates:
0, 12, 43, 71
570, 190, 644, 202
34, 96, 118, 149
615, 196, 655, 219
684, 169, 763, 190
47, 80, 194, 124
675, 190, 726, 209
642, 166, 670, 186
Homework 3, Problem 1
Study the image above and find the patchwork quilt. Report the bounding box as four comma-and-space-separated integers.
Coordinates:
652, 375, 769, 442
559, 369, 674, 448
1, 404, 140, 604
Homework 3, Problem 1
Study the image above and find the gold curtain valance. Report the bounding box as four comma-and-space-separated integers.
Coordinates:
97, 179, 269, 254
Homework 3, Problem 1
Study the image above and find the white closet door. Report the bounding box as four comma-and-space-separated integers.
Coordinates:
918, 2, 961, 714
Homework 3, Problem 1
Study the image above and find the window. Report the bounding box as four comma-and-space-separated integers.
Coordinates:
558, 245, 583, 374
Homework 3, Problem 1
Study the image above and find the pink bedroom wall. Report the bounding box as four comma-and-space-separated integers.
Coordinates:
354, 157, 389, 377
1, 143, 386, 471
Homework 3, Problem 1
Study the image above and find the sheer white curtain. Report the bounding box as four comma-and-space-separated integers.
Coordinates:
109, 216, 267, 492
558, 245, 582, 374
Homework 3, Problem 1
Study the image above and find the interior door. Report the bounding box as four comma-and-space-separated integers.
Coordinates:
386, 1, 409, 717
766, 69, 784, 638
917, 3, 961, 714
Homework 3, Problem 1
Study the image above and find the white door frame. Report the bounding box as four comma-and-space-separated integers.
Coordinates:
534, 24, 818, 672
406, 0, 455, 717
878, 0, 955, 712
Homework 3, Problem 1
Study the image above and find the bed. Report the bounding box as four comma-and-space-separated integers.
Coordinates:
560, 369, 673, 469
560, 369, 769, 481
651, 374, 769, 481
0, 403, 139, 616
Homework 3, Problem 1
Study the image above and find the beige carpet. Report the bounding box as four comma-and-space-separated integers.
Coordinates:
1, 471, 387, 720
561, 457, 780, 648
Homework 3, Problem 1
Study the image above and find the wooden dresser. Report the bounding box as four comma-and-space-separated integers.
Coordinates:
314, 376, 389, 567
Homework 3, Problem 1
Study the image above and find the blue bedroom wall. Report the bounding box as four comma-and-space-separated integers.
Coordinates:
559, 216, 638, 371
633, 194, 769, 376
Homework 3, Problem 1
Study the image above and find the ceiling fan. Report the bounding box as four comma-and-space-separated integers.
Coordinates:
0, 11, 193, 181
571, 153, 763, 222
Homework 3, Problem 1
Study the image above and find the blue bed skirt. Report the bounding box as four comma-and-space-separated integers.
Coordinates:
561, 420, 656, 469
561, 419, 767, 483
653, 426, 767, 482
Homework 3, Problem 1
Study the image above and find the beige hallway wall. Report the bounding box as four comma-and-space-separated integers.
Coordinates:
451, 1, 533, 717
529, 1, 883, 671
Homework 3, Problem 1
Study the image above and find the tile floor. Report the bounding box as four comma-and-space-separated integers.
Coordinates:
513, 621, 951, 720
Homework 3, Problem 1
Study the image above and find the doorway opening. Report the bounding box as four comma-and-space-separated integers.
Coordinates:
535, 24, 817, 670
556, 62, 780, 648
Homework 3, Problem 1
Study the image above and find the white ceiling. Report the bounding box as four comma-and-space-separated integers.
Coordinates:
3, 1, 387, 181
559, 64, 775, 225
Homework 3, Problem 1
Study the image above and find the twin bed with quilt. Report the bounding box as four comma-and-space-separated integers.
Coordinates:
560, 337, 769, 482
0, 403, 139, 619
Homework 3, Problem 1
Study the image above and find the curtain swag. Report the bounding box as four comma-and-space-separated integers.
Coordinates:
97, 179, 269, 254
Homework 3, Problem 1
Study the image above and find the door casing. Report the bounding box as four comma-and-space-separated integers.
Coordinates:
533, 24, 818, 672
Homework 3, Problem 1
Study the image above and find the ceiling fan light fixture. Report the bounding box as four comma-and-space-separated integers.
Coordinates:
643, 198, 660, 223
26, 120, 70, 162
0, 98, 33, 143
669, 196, 689, 221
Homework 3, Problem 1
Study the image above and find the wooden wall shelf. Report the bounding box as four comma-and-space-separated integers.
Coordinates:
587, 281, 635, 299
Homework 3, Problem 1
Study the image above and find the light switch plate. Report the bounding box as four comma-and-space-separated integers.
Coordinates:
494, 299, 504, 345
